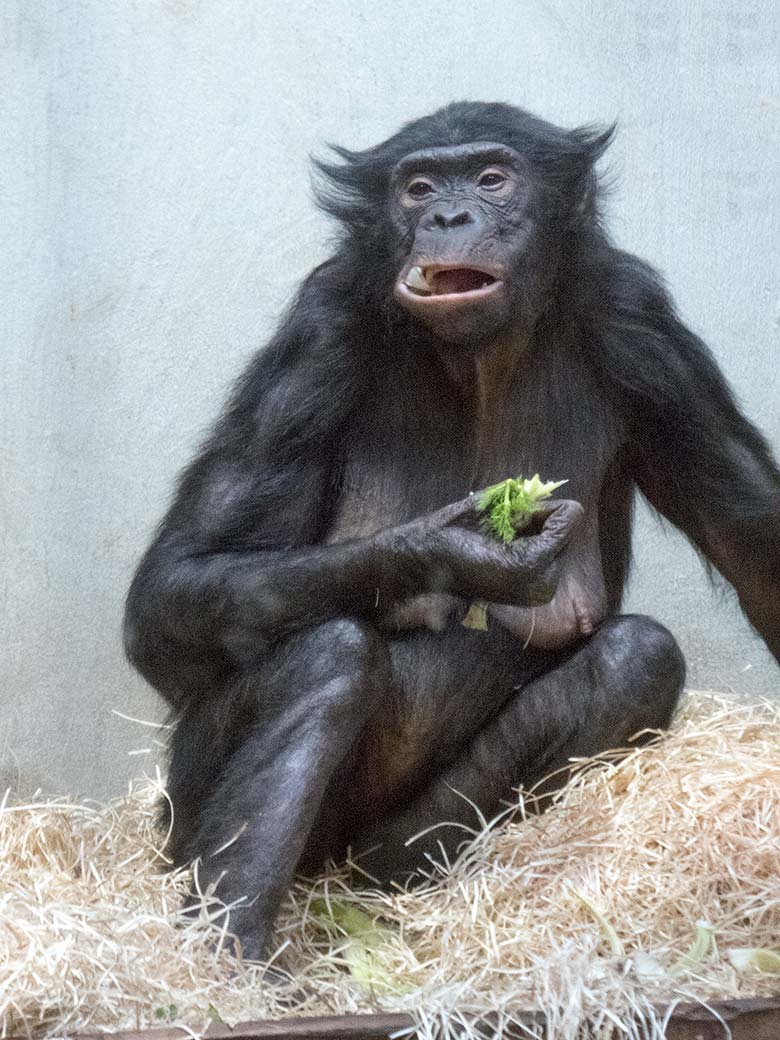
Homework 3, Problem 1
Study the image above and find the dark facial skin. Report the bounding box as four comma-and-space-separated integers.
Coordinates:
391, 143, 542, 345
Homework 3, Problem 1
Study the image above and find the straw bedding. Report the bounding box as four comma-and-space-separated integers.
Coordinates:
2, 691, 779, 1039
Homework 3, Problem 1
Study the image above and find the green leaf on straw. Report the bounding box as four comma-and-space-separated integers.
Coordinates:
728, 947, 780, 974
567, 884, 625, 957
308, 898, 410, 994
670, 921, 715, 974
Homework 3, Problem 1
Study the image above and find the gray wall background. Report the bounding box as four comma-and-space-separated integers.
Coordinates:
1, 1, 778, 799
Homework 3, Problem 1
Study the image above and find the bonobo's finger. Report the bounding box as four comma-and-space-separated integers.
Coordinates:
536, 499, 584, 543
415, 494, 480, 532
509, 500, 584, 565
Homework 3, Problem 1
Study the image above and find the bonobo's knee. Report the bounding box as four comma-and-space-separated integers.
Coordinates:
290, 618, 386, 676
276, 618, 390, 723
594, 614, 685, 726
304, 617, 379, 658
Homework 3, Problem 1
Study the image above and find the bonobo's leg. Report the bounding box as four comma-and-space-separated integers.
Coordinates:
168, 618, 390, 961
352, 615, 685, 883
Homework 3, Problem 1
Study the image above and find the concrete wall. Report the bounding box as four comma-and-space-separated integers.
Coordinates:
1, 0, 778, 799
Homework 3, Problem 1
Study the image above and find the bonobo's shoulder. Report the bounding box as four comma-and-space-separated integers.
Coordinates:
239, 258, 361, 377
279, 257, 354, 327
593, 247, 725, 411
298, 256, 356, 296
601, 248, 671, 327
598, 246, 710, 357
273, 255, 379, 345
214, 256, 368, 440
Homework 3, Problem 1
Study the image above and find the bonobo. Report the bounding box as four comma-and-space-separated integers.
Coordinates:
125, 102, 780, 960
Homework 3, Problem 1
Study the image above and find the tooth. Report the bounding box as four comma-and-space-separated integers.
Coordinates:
405, 266, 431, 293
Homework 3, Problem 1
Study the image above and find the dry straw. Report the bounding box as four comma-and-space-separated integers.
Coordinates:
2, 691, 779, 1039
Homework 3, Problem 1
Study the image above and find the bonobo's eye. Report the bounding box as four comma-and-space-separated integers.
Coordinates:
402, 177, 436, 205
476, 167, 513, 196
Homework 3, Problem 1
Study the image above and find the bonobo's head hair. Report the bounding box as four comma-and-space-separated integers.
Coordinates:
314, 101, 614, 346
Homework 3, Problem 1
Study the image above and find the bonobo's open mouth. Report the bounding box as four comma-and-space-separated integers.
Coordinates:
399, 263, 502, 302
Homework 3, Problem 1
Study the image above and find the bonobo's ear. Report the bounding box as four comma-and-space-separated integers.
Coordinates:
563, 122, 616, 218
571, 122, 616, 166
519, 117, 615, 220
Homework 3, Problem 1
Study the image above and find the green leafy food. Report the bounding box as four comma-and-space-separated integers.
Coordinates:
462, 475, 567, 631
670, 920, 716, 974
727, 947, 780, 974
308, 898, 410, 994
567, 883, 625, 957
462, 602, 490, 630
478, 474, 568, 544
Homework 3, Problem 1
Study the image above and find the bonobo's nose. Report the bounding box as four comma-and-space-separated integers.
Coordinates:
427, 207, 475, 230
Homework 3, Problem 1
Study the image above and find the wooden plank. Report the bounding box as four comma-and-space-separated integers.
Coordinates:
663, 996, 780, 1040
71, 1014, 417, 1040
34, 996, 780, 1040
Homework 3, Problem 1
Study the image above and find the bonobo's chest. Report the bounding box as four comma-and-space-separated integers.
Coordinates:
326, 340, 623, 544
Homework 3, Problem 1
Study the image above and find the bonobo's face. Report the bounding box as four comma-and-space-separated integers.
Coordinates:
391, 142, 547, 346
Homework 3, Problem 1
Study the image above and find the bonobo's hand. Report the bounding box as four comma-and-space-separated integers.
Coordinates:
394, 495, 584, 607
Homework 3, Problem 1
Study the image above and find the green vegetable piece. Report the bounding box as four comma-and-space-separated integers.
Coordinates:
308, 898, 409, 994
567, 883, 625, 957
671, 920, 715, 974
728, 947, 780, 974
462, 474, 567, 631
207, 1004, 226, 1024
462, 601, 489, 631
478, 474, 568, 544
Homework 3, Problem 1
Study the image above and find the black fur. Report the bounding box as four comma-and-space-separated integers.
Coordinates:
125, 102, 780, 960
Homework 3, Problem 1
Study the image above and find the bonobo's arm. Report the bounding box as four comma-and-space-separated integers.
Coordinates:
125, 267, 580, 704
604, 253, 780, 663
